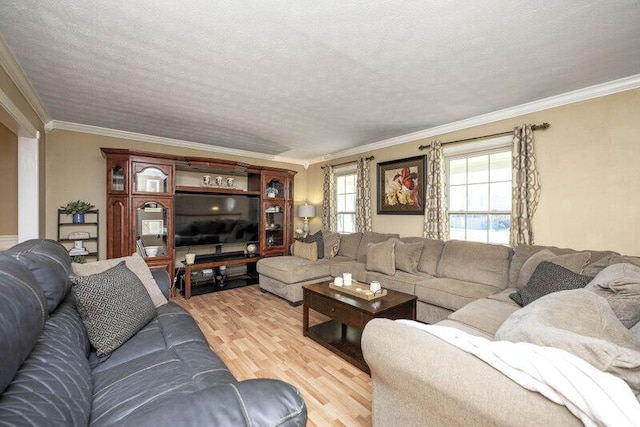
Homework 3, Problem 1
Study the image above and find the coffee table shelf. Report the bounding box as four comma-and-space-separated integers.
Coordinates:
302, 282, 416, 374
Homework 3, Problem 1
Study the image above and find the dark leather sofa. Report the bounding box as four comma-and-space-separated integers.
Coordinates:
0, 239, 306, 426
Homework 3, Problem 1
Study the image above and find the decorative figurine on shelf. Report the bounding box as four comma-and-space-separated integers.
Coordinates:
60, 200, 95, 224
266, 187, 279, 198
267, 235, 275, 247
215, 265, 227, 289
246, 243, 258, 257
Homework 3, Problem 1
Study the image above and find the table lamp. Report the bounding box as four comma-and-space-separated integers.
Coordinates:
297, 204, 316, 237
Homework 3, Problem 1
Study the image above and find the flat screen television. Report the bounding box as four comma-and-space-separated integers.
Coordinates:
174, 193, 260, 248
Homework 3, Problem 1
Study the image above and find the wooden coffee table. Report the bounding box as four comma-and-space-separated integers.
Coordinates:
302, 281, 416, 374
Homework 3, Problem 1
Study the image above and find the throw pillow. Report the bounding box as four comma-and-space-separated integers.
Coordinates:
70, 261, 156, 357
586, 263, 640, 328
72, 253, 167, 307
496, 289, 640, 394
510, 261, 592, 306
337, 232, 362, 260
303, 230, 324, 259
515, 249, 591, 288
293, 241, 318, 262
366, 239, 396, 275
323, 231, 341, 259
394, 239, 423, 274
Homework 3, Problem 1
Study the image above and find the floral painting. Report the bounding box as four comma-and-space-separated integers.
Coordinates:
377, 155, 427, 214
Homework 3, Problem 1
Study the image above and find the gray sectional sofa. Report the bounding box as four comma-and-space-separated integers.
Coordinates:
258, 231, 640, 425
0, 239, 306, 426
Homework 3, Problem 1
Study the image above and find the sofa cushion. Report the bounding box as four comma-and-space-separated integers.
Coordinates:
356, 232, 399, 262
0, 298, 92, 426
303, 230, 324, 259
293, 241, 318, 261
323, 231, 341, 259
394, 239, 423, 274
330, 260, 368, 283
583, 253, 640, 277
586, 263, 640, 328
5, 239, 72, 313
417, 238, 445, 276
366, 239, 396, 275
448, 298, 520, 337
437, 240, 511, 289
70, 261, 157, 357
365, 270, 432, 296
510, 261, 592, 307
414, 277, 500, 311
71, 252, 168, 308
337, 232, 362, 260
0, 257, 48, 394
496, 289, 640, 394
515, 249, 591, 288
257, 256, 331, 283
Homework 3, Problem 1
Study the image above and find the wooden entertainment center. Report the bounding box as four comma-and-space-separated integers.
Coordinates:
100, 148, 296, 295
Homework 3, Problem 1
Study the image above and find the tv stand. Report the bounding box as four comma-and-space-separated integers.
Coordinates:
181, 253, 263, 299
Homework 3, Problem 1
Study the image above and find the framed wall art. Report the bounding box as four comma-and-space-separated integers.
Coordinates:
377, 155, 427, 214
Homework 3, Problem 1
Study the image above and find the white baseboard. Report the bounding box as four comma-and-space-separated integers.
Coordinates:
0, 235, 18, 250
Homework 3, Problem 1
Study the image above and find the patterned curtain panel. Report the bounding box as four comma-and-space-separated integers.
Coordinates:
355, 157, 372, 232
322, 164, 337, 232
423, 141, 449, 240
510, 125, 541, 246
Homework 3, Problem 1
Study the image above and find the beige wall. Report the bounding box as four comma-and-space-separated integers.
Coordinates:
45, 129, 308, 257
307, 88, 640, 255
0, 121, 18, 235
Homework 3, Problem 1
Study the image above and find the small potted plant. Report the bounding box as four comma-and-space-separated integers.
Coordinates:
61, 200, 95, 224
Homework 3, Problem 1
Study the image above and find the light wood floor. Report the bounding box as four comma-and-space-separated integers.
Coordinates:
173, 285, 372, 426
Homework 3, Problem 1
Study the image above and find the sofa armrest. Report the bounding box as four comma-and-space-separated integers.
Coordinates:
151, 269, 171, 299
362, 319, 581, 427
109, 379, 306, 426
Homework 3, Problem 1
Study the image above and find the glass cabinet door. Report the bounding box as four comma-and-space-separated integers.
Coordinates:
264, 202, 285, 248
135, 167, 169, 193
136, 201, 169, 258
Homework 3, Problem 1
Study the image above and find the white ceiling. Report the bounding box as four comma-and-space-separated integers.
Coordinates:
1, 1, 639, 161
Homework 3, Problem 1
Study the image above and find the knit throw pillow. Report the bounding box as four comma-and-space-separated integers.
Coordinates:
510, 261, 592, 307
70, 261, 156, 357
293, 241, 318, 262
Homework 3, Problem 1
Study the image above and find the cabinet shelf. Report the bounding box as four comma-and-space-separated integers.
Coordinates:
58, 237, 98, 243
175, 185, 260, 196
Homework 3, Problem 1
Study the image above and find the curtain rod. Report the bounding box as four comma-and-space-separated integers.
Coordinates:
418, 122, 550, 150
321, 155, 375, 169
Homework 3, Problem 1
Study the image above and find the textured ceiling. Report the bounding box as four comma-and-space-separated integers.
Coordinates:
1, 1, 639, 160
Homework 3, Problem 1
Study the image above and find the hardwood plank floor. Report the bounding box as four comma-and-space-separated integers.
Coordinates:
173, 284, 372, 426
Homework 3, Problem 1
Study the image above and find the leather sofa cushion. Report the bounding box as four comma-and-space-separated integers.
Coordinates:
415, 277, 500, 311
5, 239, 72, 313
437, 240, 511, 289
90, 302, 238, 425
257, 256, 331, 284
448, 298, 519, 337
0, 256, 48, 394
337, 232, 362, 259
0, 298, 92, 426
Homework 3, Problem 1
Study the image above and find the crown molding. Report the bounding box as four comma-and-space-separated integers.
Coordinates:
0, 86, 39, 138
311, 73, 640, 165
0, 34, 51, 124
47, 120, 308, 166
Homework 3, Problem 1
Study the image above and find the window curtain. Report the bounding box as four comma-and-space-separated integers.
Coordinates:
355, 157, 372, 232
423, 141, 449, 240
510, 125, 541, 246
321, 164, 337, 232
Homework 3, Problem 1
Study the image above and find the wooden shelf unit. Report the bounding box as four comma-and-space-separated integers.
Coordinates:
101, 148, 296, 284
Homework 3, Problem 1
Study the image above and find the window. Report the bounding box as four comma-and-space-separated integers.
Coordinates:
336, 171, 357, 233
447, 149, 512, 244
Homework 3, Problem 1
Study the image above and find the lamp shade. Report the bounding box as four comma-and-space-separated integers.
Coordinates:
297, 204, 316, 218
